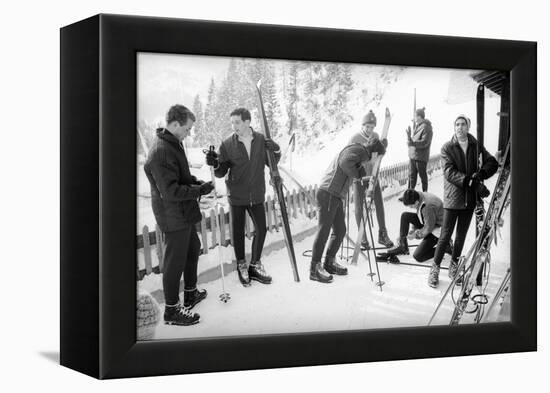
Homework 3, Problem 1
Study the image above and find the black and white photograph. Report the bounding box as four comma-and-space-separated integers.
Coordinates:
3, 0, 542, 388
136, 53, 512, 340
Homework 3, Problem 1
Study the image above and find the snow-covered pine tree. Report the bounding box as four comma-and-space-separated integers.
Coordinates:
191, 94, 206, 147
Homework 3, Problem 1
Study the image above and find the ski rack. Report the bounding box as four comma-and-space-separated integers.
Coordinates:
428, 141, 510, 326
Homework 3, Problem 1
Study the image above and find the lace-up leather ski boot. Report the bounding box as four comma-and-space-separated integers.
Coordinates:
310, 260, 333, 283
360, 239, 371, 251
428, 262, 440, 288
164, 303, 200, 326
183, 287, 208, 309
378, 229, 394, 248
386, 237, 409, 255
249, 260, 272, 284
237, 259, 251, 287
324, 256, 348, 275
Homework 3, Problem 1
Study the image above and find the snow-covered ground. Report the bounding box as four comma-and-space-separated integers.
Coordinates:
138, 173, 511, 340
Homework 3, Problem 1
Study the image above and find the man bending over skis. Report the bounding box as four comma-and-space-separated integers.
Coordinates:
310, 138, 386, 283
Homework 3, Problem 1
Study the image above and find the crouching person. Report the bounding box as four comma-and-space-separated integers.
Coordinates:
386, 189, 452, 262
310, 140, 386, 283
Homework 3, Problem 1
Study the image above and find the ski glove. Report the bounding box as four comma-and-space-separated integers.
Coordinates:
472, 170, 487, 181
205, 150, 219, 167
366, 139, 386, 156
475, 182, 490, 199
199, 181, 215, 196
265, 138, 280, 152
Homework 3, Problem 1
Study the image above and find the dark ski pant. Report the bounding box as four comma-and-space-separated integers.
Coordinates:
312, 189, 346, 262
230, 203, 267, 262
433, 208, 474, 266
409, 159, 428, 191
400, 212, 439, 262
163, 225, 201, 305
353, 181, 387, 242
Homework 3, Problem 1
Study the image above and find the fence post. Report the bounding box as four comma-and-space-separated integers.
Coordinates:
291, 189, 298, 219
210, 209, 217, 248
272, 196, 280, 230
266, 196, 273, 232
299, 189, 306, 216
285, 190, 293, 220
142, 225, 153, 275
155, 224, 164, 273
219, 206, 227, 246
200, 211, 208, 254
306, 185, 313, 218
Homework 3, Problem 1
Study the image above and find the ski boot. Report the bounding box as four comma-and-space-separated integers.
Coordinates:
428, 262, 440, 288
183, 287, 208, 309
360, 239, 371, 251
164, 303, 200, 326
310, 260, 333, 283
386, 237, 409, 256
378, 229, 394, 248
249, 260, 272, 284
236, 259, 251, 287
324, 255, 348, 276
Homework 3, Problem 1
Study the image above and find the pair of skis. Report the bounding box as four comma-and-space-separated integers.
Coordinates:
255, 81, 301, 282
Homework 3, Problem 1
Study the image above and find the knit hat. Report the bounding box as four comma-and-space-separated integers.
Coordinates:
362, 110, 377, 126
415, 107, 425, 118
398, 189, 420, 206
455, 114, 471, 129
137, 290, 161, 340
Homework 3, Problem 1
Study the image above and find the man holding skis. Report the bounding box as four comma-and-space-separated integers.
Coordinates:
349, 110, 394, 250
310, 137, 386, 283
144, 104, 214, 326
205, 107, 281, 287
427, 115, 498, 288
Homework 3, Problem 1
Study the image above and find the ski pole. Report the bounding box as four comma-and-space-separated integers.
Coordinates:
364, 197, 384, 291
206, 145, 231, 303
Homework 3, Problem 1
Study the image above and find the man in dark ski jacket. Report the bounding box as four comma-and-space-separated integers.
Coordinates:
406, 107, 433, 192
384, 189, 452, 262
205, 107, 281, 287
144, 104, 215, 326
427, 114, 498, 288
310, 139, 386, 283
349, 110, 394, 250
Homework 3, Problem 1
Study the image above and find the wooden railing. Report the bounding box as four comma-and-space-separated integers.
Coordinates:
137, 154, 443, 280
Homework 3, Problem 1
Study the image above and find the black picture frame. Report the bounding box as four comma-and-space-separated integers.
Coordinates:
60, 14, 536, 379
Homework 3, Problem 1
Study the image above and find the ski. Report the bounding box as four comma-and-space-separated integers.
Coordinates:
351, 108, 392, 266
474, 84, 486, 287
255, 80, 300, 282
475, 84, 486, 238
448, 141, 511, 325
